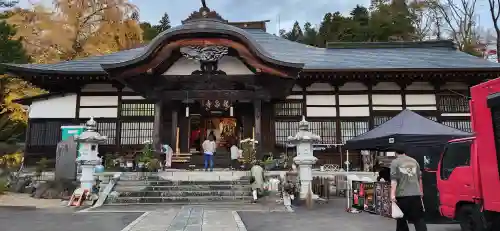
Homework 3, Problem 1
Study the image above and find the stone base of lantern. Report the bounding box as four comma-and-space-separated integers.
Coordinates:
293, 156, 318, 200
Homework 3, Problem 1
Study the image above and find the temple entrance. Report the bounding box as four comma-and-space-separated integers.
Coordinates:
189, 116, 238, 150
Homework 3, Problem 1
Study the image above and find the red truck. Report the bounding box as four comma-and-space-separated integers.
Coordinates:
437, 78, 500, 231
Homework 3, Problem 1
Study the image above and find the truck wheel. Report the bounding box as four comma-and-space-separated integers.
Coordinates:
458, 205, 487, 231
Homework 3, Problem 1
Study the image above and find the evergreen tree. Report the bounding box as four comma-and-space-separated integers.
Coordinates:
154, 12, 171, 32
140, 22, 161, 42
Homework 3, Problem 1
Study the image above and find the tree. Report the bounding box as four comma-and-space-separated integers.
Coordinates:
281, 21, 304, 42
428, 0, 480, 55
140, 22, 160, 42
302, 22, 319, 46
488, 0, 500, 62
7, 0, 144, 63
154, 12, 171, 32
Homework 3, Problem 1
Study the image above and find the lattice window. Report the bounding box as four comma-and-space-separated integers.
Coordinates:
274, 121, 300, 146
29, 121, 63, 146
340, 120, 369, 143
427, 116, 438, 121
442, 120, 472, 132
438, 95, 469, 113
121, 102, 155, 117
309, 121, 336, 144
97, 122, 117, 145
120, 122, 154, 145
374, 116, 393, 127
274, 102, 302, 117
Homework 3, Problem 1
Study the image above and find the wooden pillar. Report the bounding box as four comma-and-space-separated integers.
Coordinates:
254, 99, 262, 160
152, 101, 162, 152
171, 106, 178, 153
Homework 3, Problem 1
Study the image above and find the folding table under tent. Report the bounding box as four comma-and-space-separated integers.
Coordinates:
344, 109, 472, 219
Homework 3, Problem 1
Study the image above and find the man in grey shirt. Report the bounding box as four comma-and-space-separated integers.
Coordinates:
390, 150, 427, 231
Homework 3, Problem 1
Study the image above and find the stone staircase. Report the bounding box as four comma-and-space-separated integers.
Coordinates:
104, 171, 253, 205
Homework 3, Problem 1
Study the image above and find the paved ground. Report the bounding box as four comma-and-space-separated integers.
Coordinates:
239, 199, 461, 231
0, 196, 462, 231
0, 193, 64, 208
0, 207, 141, 231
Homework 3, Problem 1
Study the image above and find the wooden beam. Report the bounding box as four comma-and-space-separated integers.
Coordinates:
171, 108, 178, 153
153, 101, 162, 152
254, 99, 262, 160
160, 90, 271, 100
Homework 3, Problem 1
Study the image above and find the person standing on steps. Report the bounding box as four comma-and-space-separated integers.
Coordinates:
230, 138, 240, 170
250, 161, 264, 203
390, 150, 428, 231
202, 135, 216, 171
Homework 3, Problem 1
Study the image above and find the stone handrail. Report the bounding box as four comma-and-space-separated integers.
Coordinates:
92, 172, 122, 208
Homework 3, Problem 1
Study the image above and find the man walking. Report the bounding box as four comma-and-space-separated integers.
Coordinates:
390, 150, 427, 231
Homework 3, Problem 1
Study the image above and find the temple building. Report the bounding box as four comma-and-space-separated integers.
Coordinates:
4, 4, 500, 167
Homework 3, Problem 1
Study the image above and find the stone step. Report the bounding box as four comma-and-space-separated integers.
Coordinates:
115, 184, 251, 192
116, 180, 250, 186
118, 190, 252, 197
106, 196, 253, 204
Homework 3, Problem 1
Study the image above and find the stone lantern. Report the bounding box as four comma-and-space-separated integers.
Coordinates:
75, 117, 107, 191
287, 116, 320, 199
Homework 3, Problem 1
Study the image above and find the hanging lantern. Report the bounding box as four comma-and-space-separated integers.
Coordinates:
230, 106, 234, 116
185, 106, 190, 117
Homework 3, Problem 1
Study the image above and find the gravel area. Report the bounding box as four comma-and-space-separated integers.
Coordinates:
239, 198, 461, 231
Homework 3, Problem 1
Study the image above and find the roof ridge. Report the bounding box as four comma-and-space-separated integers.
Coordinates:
326, 40, 457, 49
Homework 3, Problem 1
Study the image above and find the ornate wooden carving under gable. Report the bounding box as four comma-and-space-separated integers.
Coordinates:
180, 45, 229, 75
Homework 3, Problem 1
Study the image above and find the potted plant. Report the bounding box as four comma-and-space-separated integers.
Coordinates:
240, 138, 257, 170
137, 140, 154, 171
147, 158, 161, 172
263, 154, 276, 171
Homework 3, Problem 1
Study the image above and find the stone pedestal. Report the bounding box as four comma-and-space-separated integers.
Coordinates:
75, 118, 107, 192
287, 116, 320, 199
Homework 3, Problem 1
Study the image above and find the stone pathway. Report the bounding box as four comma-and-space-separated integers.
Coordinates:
121, 207, 246, 231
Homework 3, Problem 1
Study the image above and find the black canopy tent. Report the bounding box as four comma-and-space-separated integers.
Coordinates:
344, 109, 472, 219
344, 109, 472, 153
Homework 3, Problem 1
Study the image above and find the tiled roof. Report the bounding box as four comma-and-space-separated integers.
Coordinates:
3, 24, 500, 74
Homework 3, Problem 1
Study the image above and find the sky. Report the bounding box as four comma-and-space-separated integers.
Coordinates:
16, 0, 496, 35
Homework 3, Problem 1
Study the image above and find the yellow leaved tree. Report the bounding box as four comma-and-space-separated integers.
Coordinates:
7, 0, 144, 63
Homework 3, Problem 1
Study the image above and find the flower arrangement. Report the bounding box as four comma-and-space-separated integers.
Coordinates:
240, 138, 258, 166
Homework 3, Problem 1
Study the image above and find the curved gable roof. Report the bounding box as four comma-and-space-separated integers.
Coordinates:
3, 30, 500, 75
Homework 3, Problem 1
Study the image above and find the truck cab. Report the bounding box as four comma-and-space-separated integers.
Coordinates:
437, 78, 500, 230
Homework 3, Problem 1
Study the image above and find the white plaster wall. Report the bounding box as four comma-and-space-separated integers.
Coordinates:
373, 106, 403, 111
443, 82, 469, 90
339, 82, 367, 91
286, 95, 303, 100
122, 95, 146, 100
338, 95, 369, 105
339, 107, 370, 116
306, 107, 336, 117
79, 108, 118, 118
29, 94, 77, 118
163, 56, 254, 75
306, 83, 334, 92
373, 82, 400, 91
406, 82, 434, 90
405, 94, 436, 105
306, 95, 335, 105
407, 106, 437, 111
441, 113, 471, 117
372, 94, 402, 105
81, 84, 117, 92
80, 96, 118, 106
